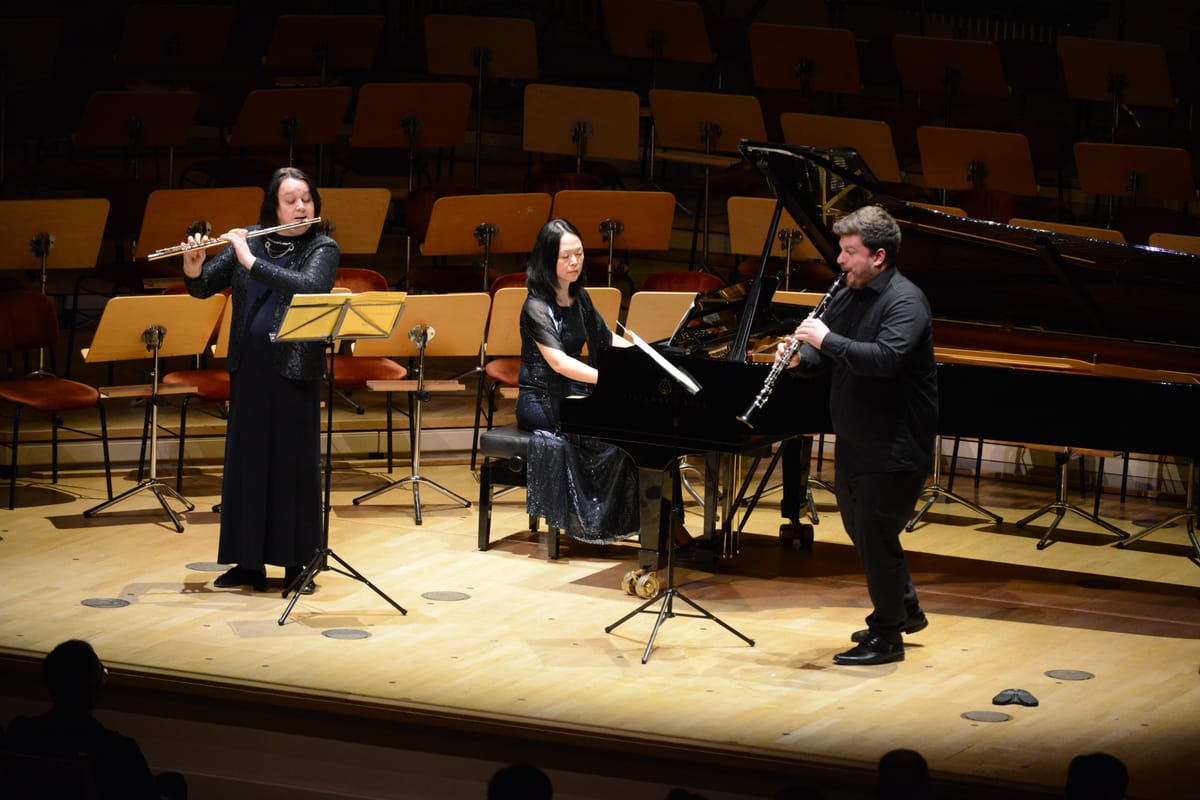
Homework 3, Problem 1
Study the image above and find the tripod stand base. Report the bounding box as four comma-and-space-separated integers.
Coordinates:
352, 473, 471, 525
83, 478, 194, 533
606, 586, 755, 664
906, 484, 1002, 532
1016, 501, 1129, 550
1117, 512, 1199, 558
279, 547, 407, 625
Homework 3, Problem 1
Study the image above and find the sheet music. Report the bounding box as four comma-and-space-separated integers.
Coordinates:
618, 322, 702, 395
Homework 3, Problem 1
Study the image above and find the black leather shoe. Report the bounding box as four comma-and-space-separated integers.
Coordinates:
284, 567, 316, 596
213, 565, 266, 591
833, 635, 905, 665
851, 613, 928, 643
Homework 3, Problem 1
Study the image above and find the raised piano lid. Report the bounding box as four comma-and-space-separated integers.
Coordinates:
738, 140, 1200, 364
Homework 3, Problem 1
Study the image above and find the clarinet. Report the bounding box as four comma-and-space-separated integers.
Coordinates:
736, 273, 844, 428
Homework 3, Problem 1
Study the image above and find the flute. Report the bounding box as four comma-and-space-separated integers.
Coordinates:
146, 218, 321, 261
736, 273, 844, 429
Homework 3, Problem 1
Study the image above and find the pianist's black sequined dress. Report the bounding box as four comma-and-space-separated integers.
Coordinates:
516, 289, 639, 543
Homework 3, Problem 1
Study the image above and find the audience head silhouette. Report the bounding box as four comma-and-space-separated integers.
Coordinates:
487, 763, 552, 800
42, 638, 106, 715
1065, 752, 1128, 800
877, 748, 929, 799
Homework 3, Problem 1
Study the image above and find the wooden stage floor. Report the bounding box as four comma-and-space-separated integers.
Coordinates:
1, 456, 1198, 800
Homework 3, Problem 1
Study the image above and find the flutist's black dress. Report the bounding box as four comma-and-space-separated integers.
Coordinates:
516, 289, 639, 543
185, 229, 338, 569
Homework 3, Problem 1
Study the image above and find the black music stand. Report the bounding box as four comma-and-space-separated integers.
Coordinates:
604, 327, 754, 664
226, 87, 353, 180
420, 192, 552, 292
424, 14, 539, 187
73, 90, 201, 184
348, 82, 473, 277
917, 126, 1038, 199
81, 293, 226, 531
1059, 36, 1175, 143
273, 290, 408, 624
649, 89, 767, 274
550, 190, 675, 287
0, 198, 108, 373
891, 35, 1010, 127
351, 292, 491, 523
263, 14, 384, 85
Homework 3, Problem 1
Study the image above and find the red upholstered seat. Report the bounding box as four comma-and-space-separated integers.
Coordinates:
0, 291, 112, 508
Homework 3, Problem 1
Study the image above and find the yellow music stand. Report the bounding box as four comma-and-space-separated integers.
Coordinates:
780, 113, 902, 184
81, 293, 225, 531
273, 290, 409, 624
523, 83, 641, 175
917, 126, 1038, 196
727, 196, 823, 291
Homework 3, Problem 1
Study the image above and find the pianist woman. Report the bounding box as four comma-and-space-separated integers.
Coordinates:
181, 167, 338, 595
516, 217, 647, 544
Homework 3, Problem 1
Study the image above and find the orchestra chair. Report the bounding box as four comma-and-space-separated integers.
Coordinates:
160, 289, 233, 493
0, 290, 112, 509
327, 268, 408, 415
470, 276, 526, 472
1015, 445, 1129, 550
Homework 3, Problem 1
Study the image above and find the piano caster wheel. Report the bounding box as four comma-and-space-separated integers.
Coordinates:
635, 572, 660, 598
622, 570, 640, 595
780, 523, 814, 550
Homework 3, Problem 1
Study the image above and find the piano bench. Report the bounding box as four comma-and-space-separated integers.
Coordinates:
477, 424, 563, 558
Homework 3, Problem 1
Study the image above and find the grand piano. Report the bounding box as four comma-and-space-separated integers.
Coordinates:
561, 141, 1200, 563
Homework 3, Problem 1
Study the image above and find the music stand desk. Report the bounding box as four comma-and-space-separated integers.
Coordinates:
1059, 36, 1175, 109
0, 199, 108, 288
523, 84, 641, 165
917, 126, 1038, 196
421, 192, 552, 290
1074, 142, 1196, 204
349, 82, 472, 151
73, 90, 200, 150
748, 24, 861, 95
319, 188, 391, 256
780, 113, 902, 184
263, 14, 384, 75
424, 15, 539, 79
81, 292, 226, 530
602, 0, 714, 64
552, 189, 675, 250
227, 87, 353, 149
0, 18, 59, 84
625, 291, 697, 344
114, 4, 233, 68
133, 187, 264, 260
649, 89, 767, 157
892, 35, 1010, 98
727, 195, 822, 260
